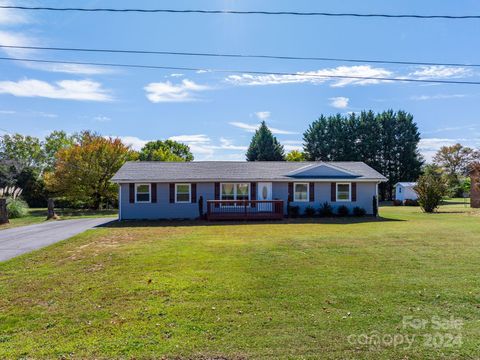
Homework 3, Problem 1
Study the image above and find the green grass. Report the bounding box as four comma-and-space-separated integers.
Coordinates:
0, 203, 479, 359
0, 208, 118, 230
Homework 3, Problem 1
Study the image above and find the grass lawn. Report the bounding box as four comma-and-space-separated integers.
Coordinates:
0, 208, 118, 230
0, 203, 479, 359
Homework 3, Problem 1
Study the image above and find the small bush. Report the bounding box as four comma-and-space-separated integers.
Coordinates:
288, 205, 300, 218
404, 199, 419, 206
353, 206, 367, 216
6, 198, 29, 219
337, 205, 349, 217
393, 200, 403, 206
415, 172, 446, 213
318, 202, 334, 217
304, 205, 316, 217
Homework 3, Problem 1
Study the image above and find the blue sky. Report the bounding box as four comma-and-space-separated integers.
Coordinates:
1, 0, 480, 161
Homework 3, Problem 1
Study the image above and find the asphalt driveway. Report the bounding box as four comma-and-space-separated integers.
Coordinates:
0, 218, 114, 262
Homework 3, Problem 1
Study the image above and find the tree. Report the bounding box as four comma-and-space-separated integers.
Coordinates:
44, 130, 78, 171
139, 140, 193, 162
286, 150, 306, 162
415, 166, 446, 213
303, 110, 423, 200
246, 121, 285, 161
45, 131, 134, 209
433, 143, 473, 176
0, 134, 45, 172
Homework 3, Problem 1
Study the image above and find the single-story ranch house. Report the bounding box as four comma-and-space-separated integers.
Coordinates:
111, 161, 387, 220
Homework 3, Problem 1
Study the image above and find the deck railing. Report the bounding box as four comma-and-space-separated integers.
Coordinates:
206, 200, 284, 221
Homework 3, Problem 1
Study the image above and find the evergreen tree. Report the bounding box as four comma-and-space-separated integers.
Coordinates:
246, 121, 285, 161
303, 110, 423, 200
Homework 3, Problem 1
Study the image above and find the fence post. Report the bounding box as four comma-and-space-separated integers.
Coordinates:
0, 198, 8, 224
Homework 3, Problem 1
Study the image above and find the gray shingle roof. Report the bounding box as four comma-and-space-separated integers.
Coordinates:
112, 161, 387, 182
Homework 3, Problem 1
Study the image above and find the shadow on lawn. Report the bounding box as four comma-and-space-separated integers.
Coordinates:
100, 216, 404, 228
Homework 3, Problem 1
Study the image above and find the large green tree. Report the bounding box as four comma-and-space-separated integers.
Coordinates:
246, 121, 285, 161
303, 110, 423, 200
139, 140, 193, 162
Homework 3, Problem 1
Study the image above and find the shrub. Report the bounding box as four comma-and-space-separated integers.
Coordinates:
288, 205, 300, 218
6, 198, 29, 218
337, 205, 349, 217
304, 205, 316, 217
404, 199, 419, 206
353, 206, 367, 216
318, 202, 334, 217
415, 172, 446, 213
393, 199, 403, 206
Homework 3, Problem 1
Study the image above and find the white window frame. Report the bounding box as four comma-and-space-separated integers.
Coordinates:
336, 183, 351, 202
135, 183, 151, 203
293, 182, 309, 202
220, 183, 250, 201
175, 183, 192, 203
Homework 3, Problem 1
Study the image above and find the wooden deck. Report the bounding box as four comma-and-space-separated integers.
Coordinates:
206, 200, 284, 221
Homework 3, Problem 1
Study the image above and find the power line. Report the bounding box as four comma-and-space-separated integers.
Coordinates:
1, 56, 480, 85
1, 44, 479, 68
1, 6, 479, 19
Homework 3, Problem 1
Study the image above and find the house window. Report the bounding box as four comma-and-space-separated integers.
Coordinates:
399, 187, 402, 193
135, 184, 151, 203
294, 183, 309, 202
175, 183, 191, 203
221, 183, 250, 201
336, 183, 351, 201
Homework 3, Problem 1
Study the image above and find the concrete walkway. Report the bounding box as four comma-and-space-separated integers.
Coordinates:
0, 218, 114, 262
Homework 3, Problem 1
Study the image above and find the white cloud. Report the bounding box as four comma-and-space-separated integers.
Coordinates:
93, 115, 111, 122
0, 79, 113, 102
117, 134, 248, 160
419, 137, 480, 162
145, 79, 210, 103
218, 137, 248, 151
422, 124, 478, 135
329, 96, 349, 109
255, 111, 271, 120
226, 65, 393, 88
0, 109, 15, 114
169, 134, 210, 143
0, 0, 29, 25
409, 66, 472, 80
0, 31, 114, 75
411, 93, 467, 101
229, 121, 297, 135
117, 136, 149, 151
169, 73, 184, 78
34, 111, 57, 118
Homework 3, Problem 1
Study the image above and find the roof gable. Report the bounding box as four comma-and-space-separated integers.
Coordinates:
287, 163, 359, 179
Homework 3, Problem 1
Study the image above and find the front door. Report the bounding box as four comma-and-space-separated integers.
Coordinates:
257, 182, 273, 211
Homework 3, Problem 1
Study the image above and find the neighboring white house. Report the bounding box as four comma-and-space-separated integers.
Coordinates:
395, 182, 418, 201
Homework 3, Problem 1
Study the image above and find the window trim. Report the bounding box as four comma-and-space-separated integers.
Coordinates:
135, 183, 151, 204
336, 182, 351, 202
293, 182, 310, 202
175, 183, 192, 203
220, 182, 250, 201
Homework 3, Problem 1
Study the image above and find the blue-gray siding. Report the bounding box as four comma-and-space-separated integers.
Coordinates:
120, 181, 378, 220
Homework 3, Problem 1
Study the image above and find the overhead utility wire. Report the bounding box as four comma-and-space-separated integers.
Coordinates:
0, 6, 479, 19
1, 56, 480, 85
1, 44, 478, 68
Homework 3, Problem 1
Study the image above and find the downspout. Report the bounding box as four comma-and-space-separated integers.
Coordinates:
118, 183, 122, 221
